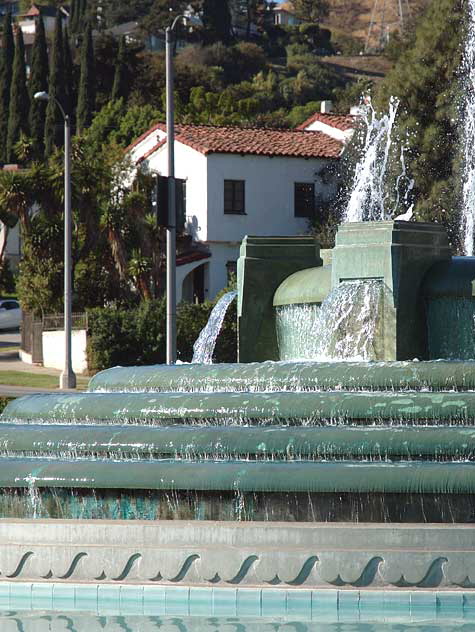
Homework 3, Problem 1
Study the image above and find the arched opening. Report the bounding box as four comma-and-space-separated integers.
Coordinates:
181, 263, 208, 304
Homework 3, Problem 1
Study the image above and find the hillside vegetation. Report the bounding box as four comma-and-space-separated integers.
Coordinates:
326, 0, 430, 49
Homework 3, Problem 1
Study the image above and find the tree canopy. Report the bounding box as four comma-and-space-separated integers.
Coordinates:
377, 0, 463, 247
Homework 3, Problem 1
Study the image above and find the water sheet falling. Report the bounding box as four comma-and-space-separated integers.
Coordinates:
314, 279, 386, 360
426, 297, 475, 360
344, 98, 413, 223
461, 0, 475, 255
192, 290, 237, 364
276, 280, 386, 362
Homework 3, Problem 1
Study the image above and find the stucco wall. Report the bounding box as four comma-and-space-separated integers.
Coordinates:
0, 221, 20, 270
141, 142, 208, 241
206, 153, 337, 243
140, 142, 338, 299
42, 330, 88, 374
205, 242, 240, 299
304, 120, 352, 142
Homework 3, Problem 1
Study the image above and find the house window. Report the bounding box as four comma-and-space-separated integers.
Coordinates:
294, 182, 315, 218
224, 180, 245, 214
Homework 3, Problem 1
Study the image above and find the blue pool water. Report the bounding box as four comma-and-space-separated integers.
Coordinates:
2, 583, 475, 630
0, 613, 474, 630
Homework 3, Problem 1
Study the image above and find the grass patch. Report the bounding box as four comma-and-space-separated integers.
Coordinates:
0, 371, 89, 390
0, 346, 19, 353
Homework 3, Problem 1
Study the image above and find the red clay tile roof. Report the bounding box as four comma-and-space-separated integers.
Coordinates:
275, 1, 295, 13
24, 5, 40, 15
125, 123, 162, 153
177, 251, 211, 266
22, 4, 68, 18
296, 112, 358, 132
136, 138, 167, 164
133, 123, 343, 159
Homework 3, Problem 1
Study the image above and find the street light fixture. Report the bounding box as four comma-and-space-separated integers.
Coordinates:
165, 15, 188, 365
34, 91, 76, 389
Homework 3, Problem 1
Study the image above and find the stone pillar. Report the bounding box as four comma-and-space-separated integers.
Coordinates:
331, 221, 451, 360
237, 236, 321, 362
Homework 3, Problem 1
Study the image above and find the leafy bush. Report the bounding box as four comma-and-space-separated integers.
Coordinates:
287, 101, 321, 127
286, 42, 312, 59
87, 294, 237, 372
332, 33, 364, 56
0, 259, 15, 294
0, 397, 12, 413
177, 42, 266, 86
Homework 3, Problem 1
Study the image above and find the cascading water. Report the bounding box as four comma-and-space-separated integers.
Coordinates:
344, 98, 414, 223
276, 280, 386, 362
461, 0, 475, 255
192, 290, 237, 364
314, 279, 386, 360
426, 297, 475, 360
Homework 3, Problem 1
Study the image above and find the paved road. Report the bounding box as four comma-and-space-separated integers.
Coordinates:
0, 330, 20, 348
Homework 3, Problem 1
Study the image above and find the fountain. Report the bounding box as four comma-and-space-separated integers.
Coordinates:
344, 98, 414, 223
2, 221, 475, 627
192, 290, 237, 363
462, 0, 475, 255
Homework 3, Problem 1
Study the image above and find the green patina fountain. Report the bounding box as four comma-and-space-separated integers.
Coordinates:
2, 220, 475, 590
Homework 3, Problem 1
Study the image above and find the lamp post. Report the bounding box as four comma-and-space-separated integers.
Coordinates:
165, 15, 187, 365
34, 91, 76, 389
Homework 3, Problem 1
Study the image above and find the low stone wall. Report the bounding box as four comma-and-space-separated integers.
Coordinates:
41, 330, 88, 374
0, 520, 473, 589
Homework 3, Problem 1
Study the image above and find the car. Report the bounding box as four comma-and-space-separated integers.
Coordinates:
0, 299, 21, 329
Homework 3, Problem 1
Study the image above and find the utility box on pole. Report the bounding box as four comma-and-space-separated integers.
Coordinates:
154, 175, 186, 231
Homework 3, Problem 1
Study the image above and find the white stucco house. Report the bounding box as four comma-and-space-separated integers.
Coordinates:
0, 222, 20, 269
127, 123, 345, 302
297, 110, 358, 141
272, 2, 302, 26
18, 3, 69, 36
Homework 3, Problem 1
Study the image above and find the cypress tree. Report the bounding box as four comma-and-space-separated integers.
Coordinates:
29, 15, 49, 158
44, 12, 65, 155
202, 0, 232, 43
0, 14, 14, 163
63, 27, 75, 119
377, 0, 462, 242
76, 21, 95, 133
111, 36, 128, 101
6, 28, 29, 163
77, 0, 88, 32
69, 0, 77, 34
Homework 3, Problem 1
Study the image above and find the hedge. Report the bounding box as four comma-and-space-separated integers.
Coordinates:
87, 295, 237, 372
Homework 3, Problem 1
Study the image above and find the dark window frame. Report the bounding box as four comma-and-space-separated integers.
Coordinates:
294, 182, 315, 218
224, 179, 246, 215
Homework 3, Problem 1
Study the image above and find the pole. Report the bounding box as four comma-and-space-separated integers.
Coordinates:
166, 26, 177, 364
60, 114, 76, 389
397, 0, 405, 31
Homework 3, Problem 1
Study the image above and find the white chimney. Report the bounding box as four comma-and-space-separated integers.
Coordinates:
320, 101, 333, 114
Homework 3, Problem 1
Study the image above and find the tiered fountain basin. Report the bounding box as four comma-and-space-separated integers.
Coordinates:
2, 361, 475, 587
1, 221, 475, 593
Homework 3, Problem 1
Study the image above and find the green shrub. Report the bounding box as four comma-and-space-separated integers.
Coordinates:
0, 397, 12, 413
0, 259, 15, 294
332, 33, 364, 56
87, 294, 237, 372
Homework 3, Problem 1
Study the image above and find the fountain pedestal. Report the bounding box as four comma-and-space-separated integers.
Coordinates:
332, 221, 451, 360
237, 236, 321, 362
